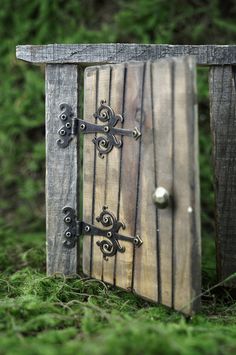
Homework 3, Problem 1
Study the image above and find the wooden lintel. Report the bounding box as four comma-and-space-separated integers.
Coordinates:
16, 44, 236, 66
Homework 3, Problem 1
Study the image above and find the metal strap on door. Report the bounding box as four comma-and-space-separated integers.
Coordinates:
57, 100, 141, 157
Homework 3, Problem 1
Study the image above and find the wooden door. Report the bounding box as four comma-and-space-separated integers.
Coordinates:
82, 57, 201, 314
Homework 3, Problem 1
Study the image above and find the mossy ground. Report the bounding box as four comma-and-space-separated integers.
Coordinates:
0, 231, 236, 355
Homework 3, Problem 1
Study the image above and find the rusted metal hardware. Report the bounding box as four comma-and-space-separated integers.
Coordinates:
57, 100, 141, 158
62, 205, 142, 259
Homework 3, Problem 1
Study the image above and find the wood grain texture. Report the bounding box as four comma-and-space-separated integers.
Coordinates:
132, 61, 158, 302
45, 64, 79, 275
172, 57, 201, 313
102, 63, 125, 284
16, 44, 236, 65
115, 62, 145, 290
92, 65, 111, 280
151, 59, 174, 307
82, 62, 145, 287
82, 66, 98, 277
209, 66, 236, 286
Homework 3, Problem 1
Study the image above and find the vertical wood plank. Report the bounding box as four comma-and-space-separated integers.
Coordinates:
91, 65, 112, 280
151, 59, 174, 307
133, 62, 158, 302
102, 64, 125, 284
173, 57, 201, 313
82, 67, 98, 276
209, 65, 236, 286
45, 64, 79, 275
115, 62, 145, 290
134, 62, 159, 301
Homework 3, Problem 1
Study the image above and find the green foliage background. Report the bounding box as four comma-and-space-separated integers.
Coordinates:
1, 0, 236, 353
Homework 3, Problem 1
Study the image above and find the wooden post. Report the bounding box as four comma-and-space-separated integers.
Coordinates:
209, 65, 236, 285
45, 64, 79, 275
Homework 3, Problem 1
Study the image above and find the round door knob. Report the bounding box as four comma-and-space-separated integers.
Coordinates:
153, 187, 169, 209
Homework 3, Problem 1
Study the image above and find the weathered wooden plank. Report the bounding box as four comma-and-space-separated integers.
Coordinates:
91, 65, 112, 280
102, 63, 125, 284
133, 62, 158, 302
16, 44, 236, 66
151, 59, 174, 307
209, 66, 236, 286
173, 57, 201, 313
115, 62, 145, 290
82, 66, 98, 277
45, 64, 79, 275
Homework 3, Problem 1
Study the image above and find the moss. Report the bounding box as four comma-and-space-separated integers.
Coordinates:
0, 232, 235, 354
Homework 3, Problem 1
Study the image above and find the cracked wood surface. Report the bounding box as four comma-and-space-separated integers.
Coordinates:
16, 44, 236, 65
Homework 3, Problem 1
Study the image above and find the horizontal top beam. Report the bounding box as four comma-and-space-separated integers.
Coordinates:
16, 43, 236, 66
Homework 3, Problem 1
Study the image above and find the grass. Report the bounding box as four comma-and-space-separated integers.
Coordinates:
0, 231, 236, 354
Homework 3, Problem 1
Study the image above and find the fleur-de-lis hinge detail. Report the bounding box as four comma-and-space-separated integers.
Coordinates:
62, 206, 143, 259
57, 100, 141, 158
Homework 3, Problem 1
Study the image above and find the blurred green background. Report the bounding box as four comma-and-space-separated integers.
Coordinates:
1, 1, 236, 354
1, 0, 236, 238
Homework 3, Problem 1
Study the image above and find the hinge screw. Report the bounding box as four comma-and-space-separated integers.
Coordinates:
60, 129, 66, 136
66, 123, 71, 128
65, 217, 71, 223
101, 112, 107, 119
132, 127, 141, 140
61, 114, 67, 121
80, 123, 86, 131
104, 126, 110, 133
66, 231, 72, 238
100, 139, 107, 147
84, 225, 90, 232
107, 231, 112, 238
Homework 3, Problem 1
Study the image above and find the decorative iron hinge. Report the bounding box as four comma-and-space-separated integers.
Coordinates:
62, 205, 143, 259
57, 100, 141, 158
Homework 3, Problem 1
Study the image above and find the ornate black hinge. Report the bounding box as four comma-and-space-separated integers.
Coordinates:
62, 205, 143, 259
57, 100, 141, 158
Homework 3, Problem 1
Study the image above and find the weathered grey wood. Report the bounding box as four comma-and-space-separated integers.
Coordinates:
173, 57, 201, 313
16, 44, 236, 66
209, 66, 236, 286
45, 64, 79, 275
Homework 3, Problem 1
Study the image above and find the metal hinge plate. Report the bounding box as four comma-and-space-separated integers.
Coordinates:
57, 100, 141, 158
62, 206, 142, 259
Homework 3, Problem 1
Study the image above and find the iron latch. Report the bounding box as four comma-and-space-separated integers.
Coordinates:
62, 206, 142, 259
57, 100, 141, 158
